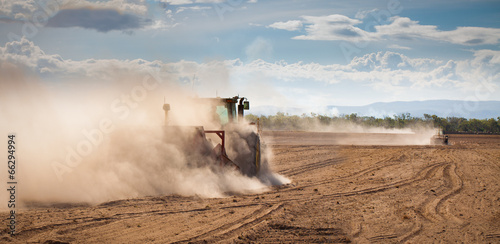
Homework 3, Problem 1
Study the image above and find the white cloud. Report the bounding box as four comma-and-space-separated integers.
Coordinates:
388, 44, 411, 50
148, 19, 179, 31
195, 0, 225, 3
1, 38, 498, 102
147, 8, 178, 32
175, 6, 211, 14
292, 14, 373, 42
301, 14, 362, 26
349, 52, 423, 71
0, 0, 38, 20
161, 0, 224, 5
236, 59, 344, 84
249, 23, 263, 27
445, 27, 500, 45
77, 0, 149, 15
376, 17, 500, 45
0, 37, 165, 77
160, 0, 194, 5
1, 36, 63, 74
472, 49, 500, 65
274, 14, 500, 46
268, 20, 303, 31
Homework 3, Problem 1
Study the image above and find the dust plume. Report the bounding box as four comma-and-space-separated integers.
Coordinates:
258, 113, 440, 145
306, 120, 439, 145
0, 63, 288, 208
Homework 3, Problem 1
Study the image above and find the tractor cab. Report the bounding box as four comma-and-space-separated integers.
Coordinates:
162, 96, 249, 127
212, 96, 250, 125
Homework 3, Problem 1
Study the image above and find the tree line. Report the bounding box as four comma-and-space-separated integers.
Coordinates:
245, 112, 500, 133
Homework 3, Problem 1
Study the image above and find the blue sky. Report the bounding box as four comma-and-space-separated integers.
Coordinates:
1, 0, 499, 115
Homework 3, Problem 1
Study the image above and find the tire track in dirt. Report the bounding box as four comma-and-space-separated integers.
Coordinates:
278, 148, 404, 178
306, 155, 401, 186
14, 215, 118, 238
367, 234, 397, 242
418, 163, 448, 223
255, 162, 445, 217
397, 214, 423, 244
77, 150, 441, 243
252, 225, 349, 243
172, 203, 283, 243
278, 157, 347, 176
362, 211, 423, 244
279, 148, 409, 192
319, 162, 444, 199
436, 163, 464, 224
65, 203, 270, 242
14, 221, 78, 237
259, 162, 444, 207
275, 156, 399, 194
310, 162, 438, 242
486, 233, 500, 240
347, 150, 428, 243
366, 151, 464, 243
418, 154, 464, 224
272, 145, 339, 161
15, 202, 267, 240
274, 145, 382, 177
55, 218, 114, 235
471, 149, 500, 181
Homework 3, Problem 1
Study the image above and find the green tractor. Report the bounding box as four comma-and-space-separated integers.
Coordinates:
162, 96, 261, 176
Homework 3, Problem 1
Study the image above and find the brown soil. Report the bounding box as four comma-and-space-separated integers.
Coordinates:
1, 133, 499, 243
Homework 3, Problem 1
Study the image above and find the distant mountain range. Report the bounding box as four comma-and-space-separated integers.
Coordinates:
251, 100, 500, 119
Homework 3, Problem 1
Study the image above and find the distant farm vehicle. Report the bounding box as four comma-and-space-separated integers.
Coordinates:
431, 129, 448, 145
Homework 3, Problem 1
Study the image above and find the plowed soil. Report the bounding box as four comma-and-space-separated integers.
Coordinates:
2, 132, 500, 243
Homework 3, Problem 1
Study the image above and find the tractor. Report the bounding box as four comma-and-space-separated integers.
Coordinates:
431, 128, 448, 145
162, 96, 261, 177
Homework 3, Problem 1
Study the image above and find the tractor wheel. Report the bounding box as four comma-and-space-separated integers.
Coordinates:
231, 131, 261, 177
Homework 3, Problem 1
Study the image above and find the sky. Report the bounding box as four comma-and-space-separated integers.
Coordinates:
0, 0, 499, 115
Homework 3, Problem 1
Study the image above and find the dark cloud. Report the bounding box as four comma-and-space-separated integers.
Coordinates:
465, 39, 484, 45
334, 28, 361, 37
46, 8, 151, 32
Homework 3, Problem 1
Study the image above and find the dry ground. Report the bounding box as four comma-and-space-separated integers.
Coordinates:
1, 132, 499, 243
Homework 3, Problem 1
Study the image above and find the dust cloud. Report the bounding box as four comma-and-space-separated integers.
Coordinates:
262, 115, 440, 146
0, 63, 288, 207
308, 121, 439, 145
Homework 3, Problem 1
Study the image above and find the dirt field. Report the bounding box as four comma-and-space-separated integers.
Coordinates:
2, 132, 500, 243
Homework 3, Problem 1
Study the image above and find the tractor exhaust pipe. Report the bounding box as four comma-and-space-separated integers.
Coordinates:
163, 103, 170, 126
238, 98, 245, 122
